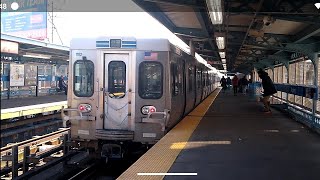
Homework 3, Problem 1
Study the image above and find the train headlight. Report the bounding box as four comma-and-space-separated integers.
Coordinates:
78, 104, 92, 113
141, 106, 156, 115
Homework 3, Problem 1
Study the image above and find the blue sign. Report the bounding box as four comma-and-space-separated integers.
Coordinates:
38, 75, 51, 81
1, 0, 47, 40
273, 83, 318, 100
1, 76, 9, 81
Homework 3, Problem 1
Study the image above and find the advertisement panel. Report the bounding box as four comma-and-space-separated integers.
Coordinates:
10, 64, 25, 86
1, 0, 47, 40
25, 64, 37, 86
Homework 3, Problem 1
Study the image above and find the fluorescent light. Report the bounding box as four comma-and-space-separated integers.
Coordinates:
216, 37, 225, 49
219, 52, 225, 58
23, 53, 51, 59
221, 59, 226, 63
206, 0, 223, 24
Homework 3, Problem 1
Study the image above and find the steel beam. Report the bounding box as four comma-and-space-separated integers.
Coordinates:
174, 27, 208, 38
194, 11, 220, 59
271, 15, 320, 25
244, 42, 319, 56
293, 25, 320, 43
141, 0, 206, 9
235, 0, 265, 66
149, 11, 176, 30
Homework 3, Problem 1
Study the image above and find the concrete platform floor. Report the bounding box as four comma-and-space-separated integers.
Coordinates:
166, 91, 320, 180
1, 94, 67, 109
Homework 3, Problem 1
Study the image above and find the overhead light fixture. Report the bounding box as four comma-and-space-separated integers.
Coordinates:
216, 37, 225, 49
219, 52, 225, 58
221, 59, 226, 63
23, 53, 51, 59
206, 0, 223, 24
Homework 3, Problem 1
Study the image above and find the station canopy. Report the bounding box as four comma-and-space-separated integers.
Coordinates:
133, 0, 320, 74
1, 33, 69, 65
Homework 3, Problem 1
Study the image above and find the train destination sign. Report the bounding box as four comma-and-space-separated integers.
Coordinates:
110, 39, 121, 48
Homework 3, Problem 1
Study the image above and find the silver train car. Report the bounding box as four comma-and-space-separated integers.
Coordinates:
62, 37, 221, 157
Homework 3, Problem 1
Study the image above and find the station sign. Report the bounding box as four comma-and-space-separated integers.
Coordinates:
1, 40, 19, 54
291, 53, 306, 60
1, 0, 48, 40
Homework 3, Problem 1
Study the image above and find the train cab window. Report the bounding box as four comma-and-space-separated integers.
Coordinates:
139, 62, 163, 99
74, 60, 94, 97
108, 61, 126, 98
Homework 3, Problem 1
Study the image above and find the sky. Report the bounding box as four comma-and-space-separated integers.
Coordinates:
49, 9, 215, 70
50, 12, 180, 46
1, 0, 221, 74
47, 0, 186, 47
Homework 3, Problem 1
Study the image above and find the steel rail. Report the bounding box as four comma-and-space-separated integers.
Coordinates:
68, 162, 99, 180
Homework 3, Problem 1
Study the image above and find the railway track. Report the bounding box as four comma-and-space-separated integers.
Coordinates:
68, 162, 100, 180
1, 127, 148, 180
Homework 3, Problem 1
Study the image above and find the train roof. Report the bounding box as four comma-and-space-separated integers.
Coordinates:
70, 37, 174, 52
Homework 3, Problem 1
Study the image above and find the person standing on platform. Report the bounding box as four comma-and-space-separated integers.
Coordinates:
258, 69, 277, 113
226, 77, 232, 90
59, 75, 67, 95
232, 75, 239, 96
238, 77, 243, 93
241, 77, 249, 95
220, 76, 227, 93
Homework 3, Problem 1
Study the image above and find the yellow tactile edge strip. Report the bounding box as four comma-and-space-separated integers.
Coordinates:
117, 88, 221, 180
1, 101, 68, 120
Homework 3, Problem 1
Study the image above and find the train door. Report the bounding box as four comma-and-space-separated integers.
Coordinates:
104, 53, 130, 130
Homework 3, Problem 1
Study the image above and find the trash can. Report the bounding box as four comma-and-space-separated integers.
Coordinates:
249, 82, 262, 101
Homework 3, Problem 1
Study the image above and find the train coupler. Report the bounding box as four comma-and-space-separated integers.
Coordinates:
101, 144, 123, 160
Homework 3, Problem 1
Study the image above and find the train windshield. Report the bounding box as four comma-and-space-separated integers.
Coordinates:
108, 61, 126, 98
73, 60, 94, 97
139, 62, 163, 99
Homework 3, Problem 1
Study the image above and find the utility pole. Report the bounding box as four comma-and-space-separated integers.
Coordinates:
51, 1, 53, 43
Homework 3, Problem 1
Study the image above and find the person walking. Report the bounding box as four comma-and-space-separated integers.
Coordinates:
220, 76, 227, 93
232, 75, 239, 96
258, 69, 277, 113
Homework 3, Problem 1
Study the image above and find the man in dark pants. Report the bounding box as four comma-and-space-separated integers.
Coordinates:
220, 76, 227, 93
58, 75, 67, 95
258, 69, 277, 113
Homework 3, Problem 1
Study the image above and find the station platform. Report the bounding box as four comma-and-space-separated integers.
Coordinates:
1, 95, 67, 120
118, 89, 320, 180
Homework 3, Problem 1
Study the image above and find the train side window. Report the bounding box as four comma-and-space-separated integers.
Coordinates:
171, 63, 179, 96
203, 71, 207, 86
108, 61, 126, 98
196, 68, 201, 89
74, 60, 94, 97
188, 66, 194, 92
177, 62, 184, 94
138, 62, 163, 99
